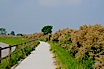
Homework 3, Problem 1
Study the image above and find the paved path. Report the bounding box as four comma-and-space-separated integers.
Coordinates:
15, 41, 56, 69
0, 42, 15, 58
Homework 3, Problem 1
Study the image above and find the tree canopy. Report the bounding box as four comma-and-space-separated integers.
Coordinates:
11, 31, 15, 36
41, 25, 53, 35
0, 28, 7, 34
16, 33, 23, 36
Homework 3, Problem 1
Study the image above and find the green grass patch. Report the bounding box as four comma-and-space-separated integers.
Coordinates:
0, 37, 40, 69
0, 41, 39, 69
0, 37, 27, 45
49, 42, 94, 69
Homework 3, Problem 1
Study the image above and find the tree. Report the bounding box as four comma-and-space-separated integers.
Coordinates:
11, 31, 15, 36
41, 25, 53, 35
16, 33, 23, 36
0, 28, 7, 34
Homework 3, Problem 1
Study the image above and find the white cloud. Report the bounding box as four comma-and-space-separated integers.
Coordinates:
37, 0, 82, 7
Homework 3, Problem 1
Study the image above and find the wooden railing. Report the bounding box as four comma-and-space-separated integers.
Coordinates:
0, 39, 39, 68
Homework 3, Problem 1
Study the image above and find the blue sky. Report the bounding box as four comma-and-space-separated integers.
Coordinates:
0, 0, 104, 34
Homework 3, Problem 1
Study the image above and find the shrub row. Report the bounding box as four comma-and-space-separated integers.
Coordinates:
50, 24, 104, 69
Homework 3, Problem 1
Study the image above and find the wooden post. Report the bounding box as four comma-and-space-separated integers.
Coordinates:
48, 34, 51, 41
9, 45, 11, 58
0, 47, 1, 65
16, 45, 18, 52
8, 45, 11, 67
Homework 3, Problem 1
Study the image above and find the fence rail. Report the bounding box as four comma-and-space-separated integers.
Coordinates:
0, 39, 38, 68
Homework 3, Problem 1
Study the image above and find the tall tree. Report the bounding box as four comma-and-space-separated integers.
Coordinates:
41, 25, 53, 35
0, 28, 7, 34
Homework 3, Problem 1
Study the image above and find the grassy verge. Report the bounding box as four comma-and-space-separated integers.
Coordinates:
49, 42, 94, 69
0, 37, 40, 69
0, 37, 27, 45
1, 41, 39, 69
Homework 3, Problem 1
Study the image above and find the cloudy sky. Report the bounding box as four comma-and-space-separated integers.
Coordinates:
0, 0, 104, 34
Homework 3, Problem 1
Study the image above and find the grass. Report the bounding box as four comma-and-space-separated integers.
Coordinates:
0, 37, 27, 45
0, 36, 39, 69
49, 42, 94, 69
0, 41, 39, 69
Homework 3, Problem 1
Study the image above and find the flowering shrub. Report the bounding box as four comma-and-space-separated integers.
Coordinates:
51, 24, 104, 69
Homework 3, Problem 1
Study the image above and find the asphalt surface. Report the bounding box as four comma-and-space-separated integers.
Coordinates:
15, 41, 56, 69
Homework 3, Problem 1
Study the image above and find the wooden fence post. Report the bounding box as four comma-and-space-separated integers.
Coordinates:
9, 45, 11, 66
16, 45, 18, 52
0, 47, 1, 65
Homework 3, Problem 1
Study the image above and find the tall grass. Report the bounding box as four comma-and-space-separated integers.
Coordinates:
50, 42, 94, 69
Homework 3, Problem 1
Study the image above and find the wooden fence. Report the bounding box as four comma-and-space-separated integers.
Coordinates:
0, 39, 39, 68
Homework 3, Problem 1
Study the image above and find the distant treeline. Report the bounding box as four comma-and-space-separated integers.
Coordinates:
0, 28, 23, 36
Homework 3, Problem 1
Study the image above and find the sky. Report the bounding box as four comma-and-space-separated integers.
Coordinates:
0, 0, 104, 34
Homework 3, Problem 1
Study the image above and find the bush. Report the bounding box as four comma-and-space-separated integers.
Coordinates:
50, 24, 104, 69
